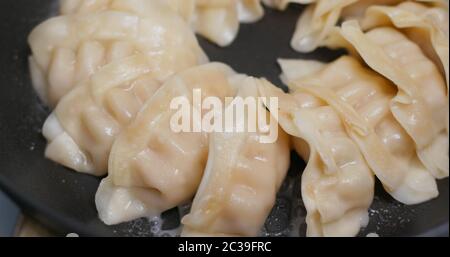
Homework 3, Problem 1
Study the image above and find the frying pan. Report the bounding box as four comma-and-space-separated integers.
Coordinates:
0, 0, 448, 237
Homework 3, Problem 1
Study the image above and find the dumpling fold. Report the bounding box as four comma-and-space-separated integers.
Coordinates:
278, 56, 440, 205
181, 77, 290, 236
258, 58, 375, 236
60, 0, 265, 47
29, 0, 207, 106
96, 63, 240, 225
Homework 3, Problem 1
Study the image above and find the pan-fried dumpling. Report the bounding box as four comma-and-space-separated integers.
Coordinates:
289, 0, 344, 53
290, 0, 396, 52
96, 63, 239, 225
29, 0, 207, 106
258, 74, 374, 236
155, 0, 267, 46
340, 0, 447, 20
43, 55, 166, 175
336, 21, 448, 179
60, 0, 265, 47
360, 1, 449, 89
189, 0, 241, 47
281, 56, 439, 204
289, 0, 443, 52
237, 0, 266, 22
60, 0, 110, 14
181, 78, 290, 237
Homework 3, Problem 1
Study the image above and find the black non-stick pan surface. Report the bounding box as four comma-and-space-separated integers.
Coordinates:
0, 0, 448, 237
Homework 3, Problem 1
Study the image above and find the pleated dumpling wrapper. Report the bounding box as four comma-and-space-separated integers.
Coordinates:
281, 56, 440, 205
96, 63, 242, 225
333, 21, 448, 179
289, 0, 445, 53
60, 0, 265, 47
181, 77, 290, 237
359, 1, 449, 90
182, 0, 264, 46
43, 55, 169, 175
258, 65, 374, 236
29, 0, 207, 107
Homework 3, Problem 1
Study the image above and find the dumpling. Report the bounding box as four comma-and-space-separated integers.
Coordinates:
43, 55, 164, 175
340, 0, 448, 20
336, 21, 448, 179
188, 0, 241, 46
164, 0, 267, 46
289, 0, 444, 52
29, 0, 207, 106
290, 0, 396, 52
237, 0, 266, 23
60, 0, 265, 47
96, 63, 239, 225
281, 56, 439, 204
360, 1, 449, 89
258, 66, 374, 236
60, 0, 111, 14
181, 77, 290, 237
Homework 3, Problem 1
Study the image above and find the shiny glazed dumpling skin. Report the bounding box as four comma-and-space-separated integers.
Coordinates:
168, 0, 264, 46
335, 21, 449, 179
258, 73, 374, 236
181, 78, 290, 237
29, 0, 207, 107
43, 55, 164, 175
280, 56, 439, 205
96, 63, 240, 225
60, 0, 265, 47
284, 0, 446, 53
359, 1, 449, 89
